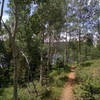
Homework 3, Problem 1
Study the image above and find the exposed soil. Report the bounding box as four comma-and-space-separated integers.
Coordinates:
61, 67, 75, 100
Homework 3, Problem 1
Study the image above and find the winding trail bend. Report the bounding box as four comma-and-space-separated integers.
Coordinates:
61, 67, 75, 100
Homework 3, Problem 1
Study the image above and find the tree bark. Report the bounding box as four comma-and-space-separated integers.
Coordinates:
98, 19, 100, 35
78, 29, 81, 63
85, 42, 88, 60
40, 32, 44, 85
0, 0, 5, 30
64, 32, 68, 64
13, 0, 18, 100
40, 56, 43, 85
47, 32, 52, 69
40, 47, 43, 85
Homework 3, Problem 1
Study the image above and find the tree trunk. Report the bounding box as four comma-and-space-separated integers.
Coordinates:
40, 52, 43, 85
64, 32, 68, 64
0, 0, 5, 30
47, 32, 52, 69
85, 42, 88, 61
40, 59, 43, 85
98, 19, 100, 35
40, 32, 44, 85
13, 0, 18, 100
78, 30, 81, 63
13, 40, 18, 100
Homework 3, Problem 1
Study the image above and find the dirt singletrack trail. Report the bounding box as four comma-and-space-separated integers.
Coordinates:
61, 67, 75, 100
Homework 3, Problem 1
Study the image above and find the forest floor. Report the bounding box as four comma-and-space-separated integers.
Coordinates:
61, 67, 75, 100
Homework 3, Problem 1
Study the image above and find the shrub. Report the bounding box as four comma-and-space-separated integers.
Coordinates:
80, 61, 93, 67
73, 60, 100, 100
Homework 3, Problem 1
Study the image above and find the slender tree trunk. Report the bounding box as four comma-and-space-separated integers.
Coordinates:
0, 0, 5, 30
40, 32, 44, 85
64, 32, 68, 64
40, 51, 43, 85
85, 42, 88, 61
47, 32, 52, 69
1, 2, 18, 99
13, 0, 18, 100
50, 33, 55, 66
68, 32, 72, 63
98, 19, 100, 35
78, 29, 81, 63
13, 39, 18, 100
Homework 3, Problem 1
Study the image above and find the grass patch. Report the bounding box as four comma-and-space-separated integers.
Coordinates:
80, 61, 93, 67
0, 65, 70, 100
73, 59, 100, 100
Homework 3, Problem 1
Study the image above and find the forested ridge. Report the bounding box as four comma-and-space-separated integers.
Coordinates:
0, 0, 100, 100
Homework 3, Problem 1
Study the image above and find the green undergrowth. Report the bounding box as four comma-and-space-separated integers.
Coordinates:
73, 59, 100, 100
0, 65, 70, 100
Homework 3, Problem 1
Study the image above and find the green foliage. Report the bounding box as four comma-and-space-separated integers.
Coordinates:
56, 58, 64, 69
0, 68, 69, 100
0, 40, 12, 87
0, 87, 13, 100
73, 59, 100, 100
53, 58, 71, 72
49, 67, 69, 87
1, 0, 100, 99
80, 61, 93, 67
90, 46, 100, 59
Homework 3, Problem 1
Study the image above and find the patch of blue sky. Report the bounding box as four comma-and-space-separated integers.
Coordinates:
1, 0, 9, 22
2, 0, 37, 22
30, 3, 37, 15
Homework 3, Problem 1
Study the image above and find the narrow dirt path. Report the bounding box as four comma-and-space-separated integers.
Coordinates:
61, 67, 75, 100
